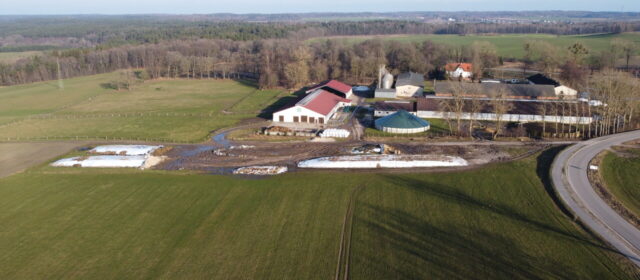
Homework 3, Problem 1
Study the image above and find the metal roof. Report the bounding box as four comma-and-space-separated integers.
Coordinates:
435, 81, 556, 99
527, 74, 560, 87
297, 89, 351, 116
396, 72, 425, 88
375, 110, 430, 129
306, 80, 352, 94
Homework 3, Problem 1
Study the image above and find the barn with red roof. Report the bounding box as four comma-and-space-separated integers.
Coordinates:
305, 80, 353, 98
272, 89, 352, 125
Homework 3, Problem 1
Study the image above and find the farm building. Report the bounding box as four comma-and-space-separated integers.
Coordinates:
527, 74, 577, 98
374, 66, 425, 98
415, 98, 593, 125
306, 79, 353, 98
375, 110, 431, 134
434, 81, 559, 100
445, 63, 473, 79
396, 72, 425, 97
373, 101, 416, 117
272, 89, 352, 125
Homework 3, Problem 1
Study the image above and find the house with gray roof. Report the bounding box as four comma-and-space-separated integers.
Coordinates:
396, 72, 425, 97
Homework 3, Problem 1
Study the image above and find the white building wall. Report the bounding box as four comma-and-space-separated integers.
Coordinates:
448, 68, 472, 79
273, 106, 327, 123
554, 85, 578, 97
345, 89, 354, 98
415, 111, 593, 125
396, 85, 423, 98
273, 101, 351, 124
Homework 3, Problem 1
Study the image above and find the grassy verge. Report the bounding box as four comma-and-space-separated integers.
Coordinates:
601, 149, 640, 217
0, 150, 633, 279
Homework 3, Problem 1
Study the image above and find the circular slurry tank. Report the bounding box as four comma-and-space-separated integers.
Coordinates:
374, 110, 431, 134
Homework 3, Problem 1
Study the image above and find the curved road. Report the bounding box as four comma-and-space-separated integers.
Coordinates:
551, 130, 640, 267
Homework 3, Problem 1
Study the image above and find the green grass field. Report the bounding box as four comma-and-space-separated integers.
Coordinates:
0, 150, 632, 279
308, 33, 640, 59
0, 72, 287, 142
0, 51, 43, 64
601, 149, 640, 216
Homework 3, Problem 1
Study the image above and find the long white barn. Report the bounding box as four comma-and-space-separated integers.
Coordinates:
272, 89, 352, 125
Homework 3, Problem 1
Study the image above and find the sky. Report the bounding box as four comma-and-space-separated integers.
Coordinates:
1, 0, 638, 15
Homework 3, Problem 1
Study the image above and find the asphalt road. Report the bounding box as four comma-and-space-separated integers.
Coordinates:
551, 130, 640, 267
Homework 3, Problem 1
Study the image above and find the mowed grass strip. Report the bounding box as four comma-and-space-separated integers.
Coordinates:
0, 73, 287, 142
0, 150, 634, 279
308, 32, 640, 59
601, 149, 640, 217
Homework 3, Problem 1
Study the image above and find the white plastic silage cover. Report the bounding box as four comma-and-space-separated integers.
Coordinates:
320, 129, 350, 138
90, 145, 162, 156
298, 155, 468, 169
51, 156, 147, 168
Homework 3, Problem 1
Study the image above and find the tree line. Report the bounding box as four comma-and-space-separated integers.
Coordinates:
1, 18, 639, 50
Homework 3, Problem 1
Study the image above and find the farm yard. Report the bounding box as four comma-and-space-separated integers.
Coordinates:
0, 9, 639, 280
0, 72, 287, 142
0, 150, 634, 279
307, 32, 640, 59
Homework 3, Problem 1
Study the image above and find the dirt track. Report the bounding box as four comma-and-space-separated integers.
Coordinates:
0, 142, 85, 178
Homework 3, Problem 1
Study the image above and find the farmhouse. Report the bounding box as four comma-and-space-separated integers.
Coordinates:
445, 63, 473, 79
434, 81, 558, 100
527, 74, 577, 98
272, 89, 352, 125
395, 72, 425, 97
306, 79, 353, 98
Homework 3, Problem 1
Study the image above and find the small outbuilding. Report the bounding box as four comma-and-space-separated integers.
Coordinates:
374, 110, 431, 134
395, 72, 424, 97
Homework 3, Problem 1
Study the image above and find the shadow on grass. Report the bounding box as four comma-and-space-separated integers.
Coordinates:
236, 79, 258, 88
536, 145, 575, 219
380, 176, 615, 253
257, 88, 308, 120
353, 203, 577, 279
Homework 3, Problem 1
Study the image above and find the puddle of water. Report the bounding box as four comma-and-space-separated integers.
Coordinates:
180, 145, 216, 157
212, 132, 232, 149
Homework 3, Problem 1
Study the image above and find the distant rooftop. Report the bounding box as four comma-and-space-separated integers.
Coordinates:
396, 72, 424, 87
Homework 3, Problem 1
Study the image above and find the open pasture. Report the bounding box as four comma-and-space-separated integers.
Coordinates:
0, 73, 287, 142
308, 33, 640, 59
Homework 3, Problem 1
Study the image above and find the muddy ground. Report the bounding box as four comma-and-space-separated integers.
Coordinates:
0, 142, 87, 178
157, 140, 546, 173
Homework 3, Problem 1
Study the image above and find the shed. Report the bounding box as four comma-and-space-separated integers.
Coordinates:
375, 110, 431, 134
396, 72, 424, 97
